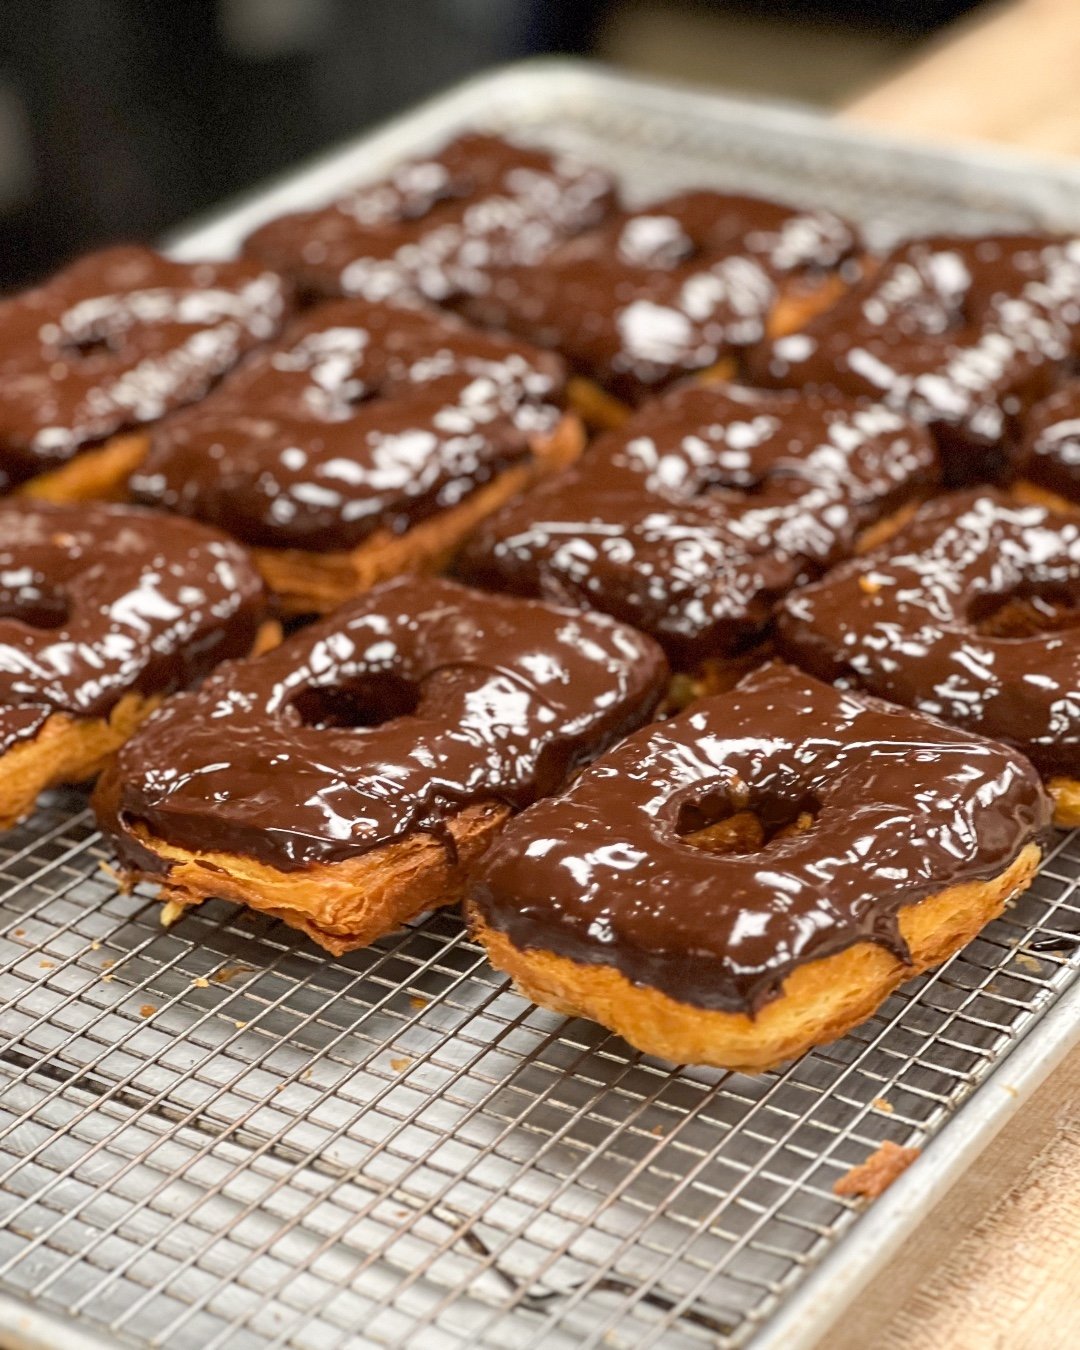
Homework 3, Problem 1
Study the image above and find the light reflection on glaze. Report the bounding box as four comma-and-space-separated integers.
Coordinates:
470, 662, 1051, 1013
748, 234, 1080, 482
243, 133, 614, 304
131, 298, 567, 551
777, 490, 1080, 776
0, 501, 268, 754
1022, 381, 1080, 502
461, 191, 857, 404
0, 246, 288, 490
99, 576, 668, 871
458, 382, 937, 667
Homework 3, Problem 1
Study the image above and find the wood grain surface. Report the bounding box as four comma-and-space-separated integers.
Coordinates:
824, 6, 1080, 1344
847, 0, 1080, 156
819, 1041, 1080, 1349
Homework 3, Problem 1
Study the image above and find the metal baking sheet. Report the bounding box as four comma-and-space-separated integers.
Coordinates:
4, 59, 1080, 1350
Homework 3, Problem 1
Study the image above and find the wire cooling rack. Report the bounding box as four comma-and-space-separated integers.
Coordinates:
6, 61, 1080, 1350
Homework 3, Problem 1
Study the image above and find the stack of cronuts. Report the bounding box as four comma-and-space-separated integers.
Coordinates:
3, 131, 1077, 1071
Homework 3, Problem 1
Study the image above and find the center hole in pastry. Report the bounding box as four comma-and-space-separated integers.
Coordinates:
291, 674, 419, 730
62, 330, 117, 359
0, 585, 70, 630
676, 791, 817, 856
968, 583, 1080, 639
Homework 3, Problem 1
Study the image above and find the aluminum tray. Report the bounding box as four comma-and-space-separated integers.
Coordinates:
4, 59, 1080, 1350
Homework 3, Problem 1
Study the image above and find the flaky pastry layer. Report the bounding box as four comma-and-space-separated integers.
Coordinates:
17, 432, 149, 503
470, 843, 1042, 1071
252, 413, 585, 614
106, 802, 512, 955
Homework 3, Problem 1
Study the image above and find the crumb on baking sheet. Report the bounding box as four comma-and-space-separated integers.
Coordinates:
834, 1139, 919, 1199
871, 1097, 893, 1113
213, 963, 256, 983
390, 1056, 412, 1072
139, 1004, 156, 1018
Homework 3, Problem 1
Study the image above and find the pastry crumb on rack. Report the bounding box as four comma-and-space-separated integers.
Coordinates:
834, 1139, 921, 1199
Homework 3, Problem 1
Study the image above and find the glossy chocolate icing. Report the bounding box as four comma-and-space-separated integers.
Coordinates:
0, 245, 288, 491
471, 662, 1051, 1014
460, 190, 857, 403
243, 132, 615, 304
130, 297, 567, 551
99, 576, 668, 872
0, 500, 267, 756
747, 234, 1080, 483
458, 382, 937, 667
1021, 382, 1080, 502
777, 490, 1080, 777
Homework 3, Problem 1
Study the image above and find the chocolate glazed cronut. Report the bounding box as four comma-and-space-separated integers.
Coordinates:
457, 382, 938, 668
460, 190, 858, 405
0, 245, 287, 492
0, 499, 267, 759
130, 297, 571, 554
776, 490, 1080, 820
748, 233, 1080, 484
243, 132, 616, 304
96, 577, 668, 874
470, 663, 1051, 1018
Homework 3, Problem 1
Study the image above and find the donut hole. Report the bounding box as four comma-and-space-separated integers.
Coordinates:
968, 583, 1080, 639
676, 792, 818, 856
291, 675, 419, 730
0, 584, 70, 630
61, 330, 118, 359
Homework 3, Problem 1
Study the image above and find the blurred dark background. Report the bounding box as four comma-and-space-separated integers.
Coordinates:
0, 0, 985, 289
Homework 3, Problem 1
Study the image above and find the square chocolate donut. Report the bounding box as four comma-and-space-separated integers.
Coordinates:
1, 245, 288, 501
243, 132, 615, 305
94, 576, 668, 954
0, 500, 272, 828
457, 381, 937, 672
776, 489, 1080, 826
460, 190, 858, 415
748, 234, 1080, 485
470, 663, 1050, 1069
130, 296, 585, 615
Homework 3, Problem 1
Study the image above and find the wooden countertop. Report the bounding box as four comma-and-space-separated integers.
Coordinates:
846, 0, 1080, 156
821, 6, 1080, 1345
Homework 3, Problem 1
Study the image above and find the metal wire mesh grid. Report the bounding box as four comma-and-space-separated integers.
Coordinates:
1, 794, 1080, 1350
7, 63, 1080, 1350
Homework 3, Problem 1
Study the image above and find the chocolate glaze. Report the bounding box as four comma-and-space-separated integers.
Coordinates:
0, 500, 267, 757
1021, 382, 1080, 502
98, 576, 668, 872
0, 245, 288, 491
457, 382, 937, 668
243, 133, 615, 305
460, 190, 857, 404
777, 490, 1080, 777
130, 297, 567, 552
747, 234, 1080, 483
471, 662, 1051, 1014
